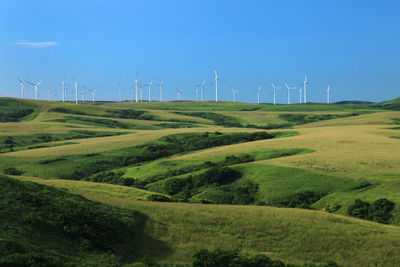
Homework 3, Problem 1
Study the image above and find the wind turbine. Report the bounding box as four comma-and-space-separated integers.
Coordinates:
177, 89, 183, 101
48, 86, 51, 101
299, 85, 303, 104
270, 83, 280, 106
118, 83, 122, 102
156, 80, 164, 102
17, 79, 24, 99
195, 80, 206, 101
214, 70, 219, 102
327, 85, 331, 104
27, 80, 43, 100
91, 89, 96, 103
74, 79, 78, 104
140, 85, 143, 102
285, 83, 296, 104
303, 74, 310, 104
61, 80, 66, 102
256, 86, 261, 104
232, 88, 238, 103
81, 86, 86, 103
195, 89, 199, 101
143, 81, 152, 102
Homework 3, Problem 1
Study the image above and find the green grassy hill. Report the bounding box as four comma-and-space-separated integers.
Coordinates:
0, 175, 146, 266
1, 97, 400, 266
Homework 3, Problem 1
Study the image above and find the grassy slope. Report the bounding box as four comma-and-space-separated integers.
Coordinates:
12, 175, 400, 266
0, 175, 146, 266
2, 98, 400, 265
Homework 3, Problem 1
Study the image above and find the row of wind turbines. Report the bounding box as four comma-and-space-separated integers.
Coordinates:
16, 71, 332, 104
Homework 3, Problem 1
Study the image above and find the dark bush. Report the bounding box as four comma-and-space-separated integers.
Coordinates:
368, 198, 395, 224
192, 248, 285, 267
146, 194, 171, 202
4, 167, 23, 176
347, 198, 395, 224
164, 178, 186, 195
347, 199, 371, 219
279, 191, 323, 209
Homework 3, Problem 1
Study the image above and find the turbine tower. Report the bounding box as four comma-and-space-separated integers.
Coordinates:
327, 85, 331, 104
201, 80, 206, 101
74, 80, 78, 104
232, 88, 238, 103
27, 80, 43, 100
135, 79, 139, 103
214, 70, 218, 102
48, 87, 51, 101
257, 86, 261, 104
285, 83, 296, 104
303, 74, 309, 104
118, 83, 122, 102
270, 83, 280, 106
91, 89, 96, 103
195, 89, 199, 101
299, 86, 303, 104
143, 81, 153, 102
157, 80, 164, 102
17, 79, 24, 99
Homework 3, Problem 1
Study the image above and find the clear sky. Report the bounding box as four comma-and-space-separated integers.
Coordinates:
1, 0, 399, 103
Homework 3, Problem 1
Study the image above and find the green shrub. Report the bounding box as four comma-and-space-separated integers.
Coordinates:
278, 191, 323, 209
347, 198, 395, 224
192, 248, 285, 267
3, 167, 23, 176
146, 194, 171, 202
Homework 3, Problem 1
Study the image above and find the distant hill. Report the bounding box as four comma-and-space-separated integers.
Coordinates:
334, 100, 375, 105
0, 175, 146, 266
375, 97, 400, 110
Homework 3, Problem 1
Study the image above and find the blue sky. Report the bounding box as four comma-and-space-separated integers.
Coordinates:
1, 0, 399, 103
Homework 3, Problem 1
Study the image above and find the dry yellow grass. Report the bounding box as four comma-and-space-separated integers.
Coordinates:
1, 127, 261, 158
172, 112, 400, 179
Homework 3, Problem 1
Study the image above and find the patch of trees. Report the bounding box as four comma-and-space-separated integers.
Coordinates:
279, 113, 365, 125
347, 198, 395, 224
0, 109, 34, 122
174, 112, 244, 127
3, 167, 23, 176
50, 107, 87, 115
277, 191, 325, 209
162, 170, 259, 205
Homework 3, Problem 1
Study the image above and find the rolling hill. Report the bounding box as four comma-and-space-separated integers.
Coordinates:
1, 97, 400, 265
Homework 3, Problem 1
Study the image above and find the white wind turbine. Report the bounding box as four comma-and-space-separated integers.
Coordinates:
195, 89, 199, 101
91, 89, 96, 103
326, 85, 331, 104
48, 86, 51, 101
118, 83, 122, 102
27, 80, 43, 100
61, 77, 66, 102
232, 88, 238, 103
270, 83, 280, 106
195, 80, 206, 101
134, 79, 139, 103
303, 74, 310, 104
144, 81, 152, 102
299, 85, 303, 104
17, 79, 25, 99
256, 86, 261, 104
74, 79, 78, 104
200, 80, 206, 101
81, 86, 86, 103
156, 80, 164, 102
285, 83, 296, 104
214, 70, 219, 102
